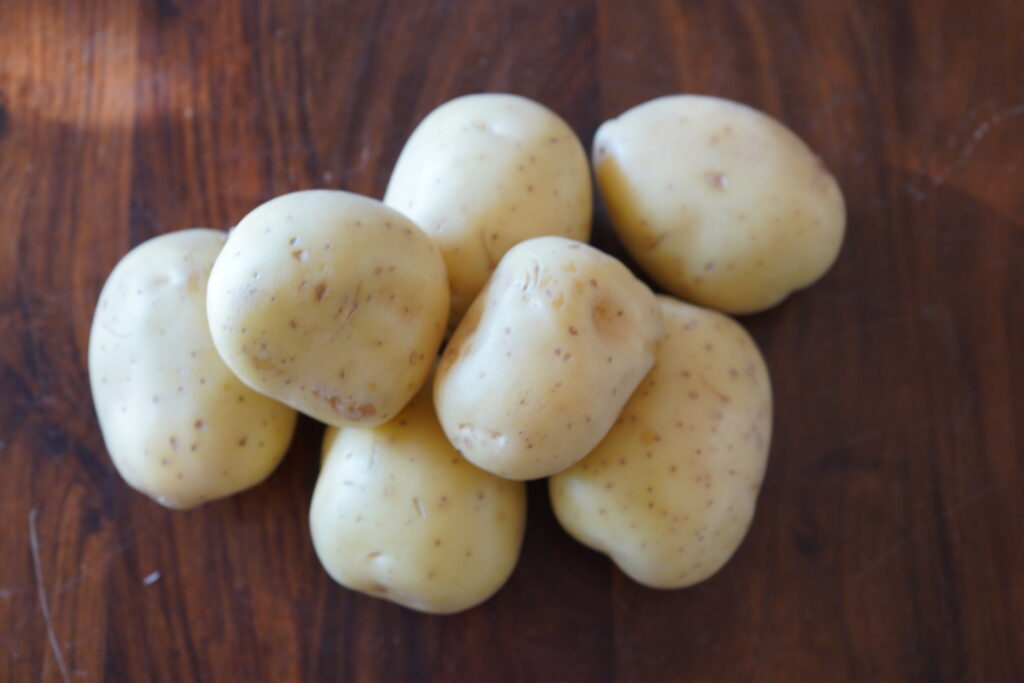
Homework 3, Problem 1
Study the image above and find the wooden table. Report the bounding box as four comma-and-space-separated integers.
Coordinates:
2, 1, 1022, 680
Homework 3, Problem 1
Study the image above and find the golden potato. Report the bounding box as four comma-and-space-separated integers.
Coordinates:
310, 380, 526, 614
384, 93, 592, 322
434, 237, 662, 480
594, 95, 845, 313
206, 190, 449, 428
550, 296, 772, 588
89, 229, 297, 509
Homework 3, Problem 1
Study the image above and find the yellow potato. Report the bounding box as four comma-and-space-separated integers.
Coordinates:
593, 95, 845, 314
434, 236, 662, 480
384, 93, 592, 322
310, 380, 526, 614
88, 229, 297, 509
550, 296, 772, 588
206, 190, 449, 428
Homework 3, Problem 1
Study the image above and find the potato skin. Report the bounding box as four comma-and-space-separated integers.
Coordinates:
310, 380, 527, 614
206, 190, 449, 428
88, 229, 297, 509
550, 296, 771, 588
434, 236, 662, 481
593, 95, 845, 314
384, 93, 592, 322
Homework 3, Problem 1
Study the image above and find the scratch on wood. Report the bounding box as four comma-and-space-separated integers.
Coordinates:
849, 537, 910, 585
931, 102, 1024, 187
28, 509, 71, 683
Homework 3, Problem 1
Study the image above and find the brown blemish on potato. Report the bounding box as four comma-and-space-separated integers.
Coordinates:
314, 282, 327, 302
194, 420, 205, 430
311, 388, 377, 420
251, 356, 276, 370
238, 437, 247, 446
699, 374, 731, 402
641, 430, 662, 445
169, 436, 179, 450
292, 249, 308, 262
334, 285, 361, 324
704, 171, 728, 190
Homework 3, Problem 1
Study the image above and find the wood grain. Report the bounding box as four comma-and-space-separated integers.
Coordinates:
1, 0, 1021, 680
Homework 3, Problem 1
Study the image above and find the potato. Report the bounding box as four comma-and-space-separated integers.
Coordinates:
434, 236, 662, 480
88, 229, 298, 509
549, 296, 772, 588
384, 93, 592, 321
593, 95, 845, 314
206, 190, 449, 428
310, 379, 526, 614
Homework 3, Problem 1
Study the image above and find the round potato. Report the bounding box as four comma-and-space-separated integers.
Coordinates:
434, 236, 662, 480
384, 93, 592, 322
310, 379, 527, 614
550, 296, 772, 588
593, 95, 845, 314
206, 190, 449, 428
88, 229, 298, 509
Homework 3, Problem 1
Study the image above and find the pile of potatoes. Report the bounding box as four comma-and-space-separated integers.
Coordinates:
89, 94, 844, 613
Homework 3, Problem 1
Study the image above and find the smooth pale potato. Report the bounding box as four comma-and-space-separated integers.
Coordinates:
88, 229, 298, 509
206, 190, 449, 428
310, 380, 527, 614
593, 95, 846, 314
434, 236, 662, 480
384, 93, 592, 321
550, 296, 772, 588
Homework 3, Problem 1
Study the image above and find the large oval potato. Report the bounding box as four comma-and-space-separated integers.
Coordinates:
88, 229, 298, 509
310, 379, 527, 614
384, 93, 592, 321
550, 296, 771, 588
434, 236, 662, 480
207, 190, 449, 428
593, 95, 845, 314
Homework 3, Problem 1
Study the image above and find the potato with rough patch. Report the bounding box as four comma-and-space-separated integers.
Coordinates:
593, 95, 845, 314
89, 229, 298, 509
310, 379, 526, 614
550, 296, 771, 588
206, 190, 449, 428
384, 93, 592, 322
434, 236, 662, 481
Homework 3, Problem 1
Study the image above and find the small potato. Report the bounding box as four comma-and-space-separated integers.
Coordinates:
207, 190, 449, 428
434, 236, 662, 480
310, 380, 526, 614
550, 296, 772, 588
384, 93, 592, 321
88, 229, 298, 509
593, 95, 846, 314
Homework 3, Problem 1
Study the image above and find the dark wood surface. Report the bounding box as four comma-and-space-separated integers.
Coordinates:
2, 1, 1022, 681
